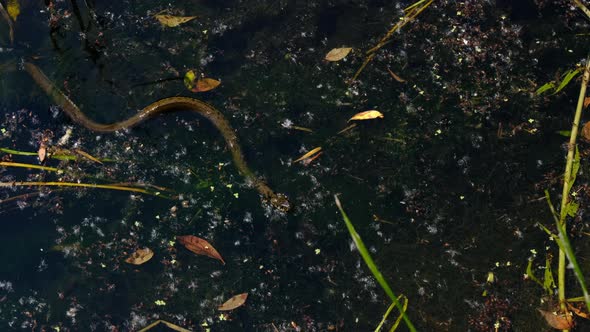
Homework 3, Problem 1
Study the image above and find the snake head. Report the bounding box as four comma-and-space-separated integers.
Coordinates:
270, 193, 291, 212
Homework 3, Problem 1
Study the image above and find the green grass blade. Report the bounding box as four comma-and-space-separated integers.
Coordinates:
389, 296, 408, 332
375, 302, 396, 332
555, 221, 590, 311
553, 68, 581, 94
335, 195, 416, 332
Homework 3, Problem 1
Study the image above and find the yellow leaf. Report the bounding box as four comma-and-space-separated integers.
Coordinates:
125, 248, 154, 265
218, 293, 248, 311
348, 110, 384, 122
195, 78, 220, 92
7, 0, 19, 21
325, 47, 352, 62
155, 15, 197, 27
184, 70, 220, 92
294, 147, 322, 163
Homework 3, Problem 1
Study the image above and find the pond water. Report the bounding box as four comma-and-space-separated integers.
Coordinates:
1, 0, 589, 331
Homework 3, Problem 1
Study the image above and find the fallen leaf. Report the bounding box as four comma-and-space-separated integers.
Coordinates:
218, 293, 248, 311
176, 235, 225, 264
294, 147, 322, 163
325, 47, 352, 62
194, 78, 221, 92
302, 151, 322, 166
38, 145, 46, 163
538, 309, 574, 329
125, 248, 154, 265
7, 0, 19, 21
386, 67, 406, 83
348, 110, 384, 122
584, 96, 590, 109
582, 122, 590, 141
155, 14, 197, 27
567, 302, 590, 319
184, 70, 220, 92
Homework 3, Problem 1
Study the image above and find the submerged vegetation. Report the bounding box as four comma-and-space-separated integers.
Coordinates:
2, 0, 590, 330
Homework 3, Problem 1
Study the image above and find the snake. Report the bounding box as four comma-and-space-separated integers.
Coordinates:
23, 62, 290, 212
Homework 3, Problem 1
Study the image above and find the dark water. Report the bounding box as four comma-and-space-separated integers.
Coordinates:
0, 0, 589, 331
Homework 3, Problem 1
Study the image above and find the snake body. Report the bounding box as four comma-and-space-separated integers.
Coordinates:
23, 62, 290, 211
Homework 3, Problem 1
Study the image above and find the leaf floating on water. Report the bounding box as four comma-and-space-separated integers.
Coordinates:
195, 78, 220, 92
294, 147, 322, 163
584, 96, 590, 109
386, 67, 406, 83
7, 0, 19, 21
184, 70, 220, 92
348, 110, 384, 122
582, 122, 590, 141
325, 47, 352, 62
537, 309, 574, 329
176, 235, 225, 264
125, 248, 154, 265
38, 145, 47, 163
155, 14, 197, 27
218, 293, 248, 311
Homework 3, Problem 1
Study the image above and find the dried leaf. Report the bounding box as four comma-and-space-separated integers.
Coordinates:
125, 248, 154, 265
348, 110, 384, 122
582, 122, 590, 141
567, 302, 590, 319
294, 147, 322, 163
155, 15, 197, 27
584, 96, 590, 109
538, 309, 574, 329
302, 151, 322, 166
325, 47, 352, 62
176, 235, 225, 264
386, 67, 406, 83
7, 0, 19, 21
194, 78, 221, 92
218, 293, 248, 311
38, 145, 46, 163
184, 70, 220, 92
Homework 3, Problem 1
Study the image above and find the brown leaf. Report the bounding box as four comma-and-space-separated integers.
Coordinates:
125, 248, 154, 265
194, 78, 221, 92
325, 47, 352, 62
176, 235, 225, 264
348, 110, 384, 122
38, 145, 47, 163
155, 15, 197, 27
585, 96, 590, 109
294, 147, 322, 163
386, 67, 406, 83
582, 122, 590, 141
538, 309, 574, 329
567, 302, 590, 319
218, 293, 248, 311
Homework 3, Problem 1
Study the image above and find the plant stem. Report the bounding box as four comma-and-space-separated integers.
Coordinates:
558, 57, 590, 320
